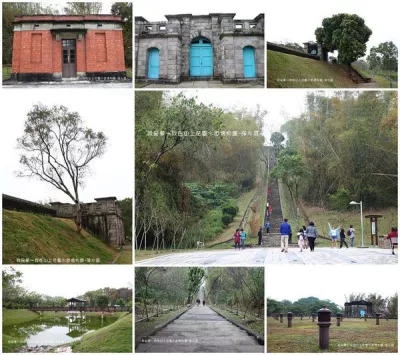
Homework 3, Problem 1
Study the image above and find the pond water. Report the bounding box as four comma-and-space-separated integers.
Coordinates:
3, 315, 117, 348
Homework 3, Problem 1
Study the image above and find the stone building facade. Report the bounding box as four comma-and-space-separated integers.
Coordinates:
12, 15, 126, 81
135, 13, 264, 83
303, 41, 328, 61
50, 197, 125, 247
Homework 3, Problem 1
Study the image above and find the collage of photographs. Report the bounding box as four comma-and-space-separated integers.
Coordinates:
0, 0, 398, 354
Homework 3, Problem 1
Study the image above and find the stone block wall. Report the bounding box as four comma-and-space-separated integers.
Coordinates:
50, 197, 125, 246
135, 13, 264, 83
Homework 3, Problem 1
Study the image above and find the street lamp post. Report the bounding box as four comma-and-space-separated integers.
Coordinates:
349, 201, 365, 248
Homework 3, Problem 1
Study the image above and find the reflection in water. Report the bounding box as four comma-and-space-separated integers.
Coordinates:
3, 315, 116, 348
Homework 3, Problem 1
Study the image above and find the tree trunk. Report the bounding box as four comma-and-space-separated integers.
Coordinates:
75, 202, 82, 233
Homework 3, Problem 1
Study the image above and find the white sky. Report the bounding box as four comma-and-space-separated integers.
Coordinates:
5, 265, 132, 297
134, 0, 264, 21
176, 89, 311, 142
266, 265, 398, 306
267, 0, 399, 58
0, 89, 133, 204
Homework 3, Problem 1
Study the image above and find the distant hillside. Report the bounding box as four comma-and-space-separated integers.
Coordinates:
2, 210, 117, 264
267, 50, 358, 88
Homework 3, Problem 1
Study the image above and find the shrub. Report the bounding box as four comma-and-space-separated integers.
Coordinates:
222, 214, 233, 226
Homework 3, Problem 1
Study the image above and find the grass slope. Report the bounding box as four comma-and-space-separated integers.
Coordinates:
267, 50, 357, 88
71, 313, 132, 353
3, 309, 40, 352
267, 317, 397, 352
2, 210, 117, 264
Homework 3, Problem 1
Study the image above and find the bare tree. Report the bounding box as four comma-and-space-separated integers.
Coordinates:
16, 104, 107, 233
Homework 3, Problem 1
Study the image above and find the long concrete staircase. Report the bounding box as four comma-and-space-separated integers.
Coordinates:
261, 147, 285, 247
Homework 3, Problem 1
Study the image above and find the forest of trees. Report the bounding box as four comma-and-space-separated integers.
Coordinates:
267, 293, 398, 318
272, 91, 397, 211
2, 2, 132, 67
135, 267, 264, 322
135, 92, 265, 250
2, 268, 132, 309
135, 267, 205, 320
206, 268, 264, 320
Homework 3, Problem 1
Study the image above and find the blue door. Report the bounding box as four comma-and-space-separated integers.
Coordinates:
190, 38, 213, 77
243, 46, 256, 78
147, 48, 160, 79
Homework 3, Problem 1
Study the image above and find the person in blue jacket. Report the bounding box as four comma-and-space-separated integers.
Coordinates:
280, 218, 292, 253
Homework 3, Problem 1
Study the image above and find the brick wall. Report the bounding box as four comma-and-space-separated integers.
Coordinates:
12, 29, 125, 74
85, 30, 125, 72
12, 31, 54, 73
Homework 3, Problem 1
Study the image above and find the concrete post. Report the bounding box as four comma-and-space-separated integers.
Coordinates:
312, 313, 315, 322
336, 313, 341, 326
287, 312, 293, 328
279, 313, 283, 323
317, 306, 331, 350
376, 313, 380, 325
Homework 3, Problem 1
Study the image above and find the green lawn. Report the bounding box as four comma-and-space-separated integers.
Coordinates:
2, 65, 12, 81
267, 317, 397, 352
3, 309, 40, 326
352, 66, 398, 88
267, 50, 357, 88
2, 210, 117, 264
71, 313, 132, 353
114, 248, 132, 264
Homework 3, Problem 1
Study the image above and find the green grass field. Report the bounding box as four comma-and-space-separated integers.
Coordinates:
2, 210, 117, 264
267, 317, 397, 352
71, 313, 132, 353
267, 50, 357, 88
352, 66, 398, 88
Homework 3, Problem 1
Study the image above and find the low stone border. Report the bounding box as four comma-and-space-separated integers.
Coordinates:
209, 305, 264, 345
135, 306, 192, 348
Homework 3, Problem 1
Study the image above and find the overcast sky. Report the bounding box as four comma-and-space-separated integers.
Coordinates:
6, 265, 132, 297
0, 89, 133, 204
174, 89, 314, 141
267, 0, 399, 57
134, 0, 264, 21
47, 1, 116, 14
267, 265, 398, 306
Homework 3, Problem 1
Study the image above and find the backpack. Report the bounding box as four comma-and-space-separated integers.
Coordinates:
346, 229, 351, 236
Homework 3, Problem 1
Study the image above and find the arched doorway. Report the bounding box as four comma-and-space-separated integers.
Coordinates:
243, 46, 256, 78
147, 48, 160, 79
190, 37, 213, 77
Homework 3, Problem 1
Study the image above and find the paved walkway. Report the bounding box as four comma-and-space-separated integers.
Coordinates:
136, 306, 263, 353
136, 80, 264, 89
135, 247, 398, 266
3, 81, 132, 88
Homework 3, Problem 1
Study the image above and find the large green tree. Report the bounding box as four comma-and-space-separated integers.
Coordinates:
111, 2, 132, 68
315, 13, 372, 64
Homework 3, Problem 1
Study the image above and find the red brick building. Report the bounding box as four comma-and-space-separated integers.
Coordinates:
12, 15, 126, 81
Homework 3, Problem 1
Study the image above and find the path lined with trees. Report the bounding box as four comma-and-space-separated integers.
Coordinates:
136, 306, 263, 353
